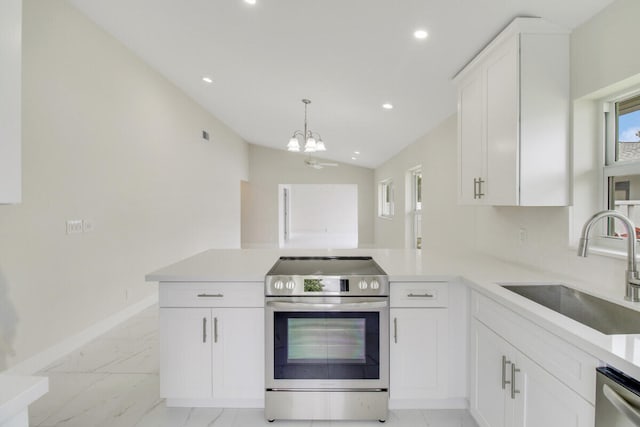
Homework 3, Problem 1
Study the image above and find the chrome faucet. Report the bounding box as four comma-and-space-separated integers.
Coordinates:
577, 210, 640, 302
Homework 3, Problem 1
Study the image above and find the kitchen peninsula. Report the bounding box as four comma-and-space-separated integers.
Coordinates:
147, 248, 640, 425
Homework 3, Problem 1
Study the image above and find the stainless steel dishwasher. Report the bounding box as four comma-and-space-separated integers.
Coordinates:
596, 366, 640, 426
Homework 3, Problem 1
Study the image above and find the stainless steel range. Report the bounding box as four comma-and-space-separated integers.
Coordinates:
264, 256, 390, 422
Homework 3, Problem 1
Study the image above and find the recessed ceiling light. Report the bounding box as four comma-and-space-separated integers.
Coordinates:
414, 29, 428, 40
202, 76, 213, 84
382, 103, 394, 110
352, 157, 357, 160
354, 151, 360, 155
244, 0, 256, 5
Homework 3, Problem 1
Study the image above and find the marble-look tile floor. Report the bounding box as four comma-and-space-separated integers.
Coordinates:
29, 305, 478, 427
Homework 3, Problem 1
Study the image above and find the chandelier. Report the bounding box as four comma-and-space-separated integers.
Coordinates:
286, 99, 326, 153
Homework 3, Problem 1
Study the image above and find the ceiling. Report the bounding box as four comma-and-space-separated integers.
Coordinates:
67, 0, 614, 168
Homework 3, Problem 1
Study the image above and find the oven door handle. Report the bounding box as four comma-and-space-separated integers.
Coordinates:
266, 301, 388, 310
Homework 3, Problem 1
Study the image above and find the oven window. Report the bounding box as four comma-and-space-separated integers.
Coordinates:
274, 311, 380, 380
287, 318, 366, 363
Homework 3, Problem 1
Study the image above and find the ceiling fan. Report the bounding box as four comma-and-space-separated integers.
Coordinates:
304, 158, 338, 169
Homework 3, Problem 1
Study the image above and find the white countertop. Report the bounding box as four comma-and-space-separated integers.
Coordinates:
145, 248, 463, 282
0, 375, 48, 424
146, 248, 640, 380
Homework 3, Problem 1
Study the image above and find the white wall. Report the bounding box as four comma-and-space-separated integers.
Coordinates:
375, 115, 476, 253
242, 144, 374, 248
0, 0, 248, 370
375, 0, 640, 297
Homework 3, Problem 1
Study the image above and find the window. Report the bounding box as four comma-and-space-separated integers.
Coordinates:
378, 179, 394, 218
408, 167, 422, 249
604, 92, 640, 240
613, 95, 640, 162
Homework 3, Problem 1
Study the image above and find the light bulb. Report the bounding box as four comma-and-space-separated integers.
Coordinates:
304, 137, 317, 152
414, 29, 428, 40
316, 140, 326, 151
287, 137, 300, 152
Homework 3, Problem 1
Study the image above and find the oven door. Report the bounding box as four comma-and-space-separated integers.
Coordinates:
265, 297, 389, 391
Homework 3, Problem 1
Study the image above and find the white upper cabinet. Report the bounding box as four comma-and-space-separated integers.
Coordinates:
0, 0, 22, 204
454, 18, 570, 206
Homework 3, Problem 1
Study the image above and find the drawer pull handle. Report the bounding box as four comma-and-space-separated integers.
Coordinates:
407, 293, 434, 298
197, 293, 224, 298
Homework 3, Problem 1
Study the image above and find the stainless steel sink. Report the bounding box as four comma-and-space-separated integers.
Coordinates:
500, 284, 640, 335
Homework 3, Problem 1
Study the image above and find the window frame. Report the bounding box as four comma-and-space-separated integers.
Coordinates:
408, 167, 422, 249
597, 90, 640, 251
378, 178, 395, 219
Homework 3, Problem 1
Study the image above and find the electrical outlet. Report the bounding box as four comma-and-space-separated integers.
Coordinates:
66, 220, 83, 234
83, 219, 94, 232
518, 228, 528, 245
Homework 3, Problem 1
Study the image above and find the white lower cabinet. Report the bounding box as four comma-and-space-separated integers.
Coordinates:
390, 281, 467, 408
159, 308, 212, 399
158, 282, 264, 407
471, 319, 594, 427
211, 308, 263, 401
390, 307, 448, 401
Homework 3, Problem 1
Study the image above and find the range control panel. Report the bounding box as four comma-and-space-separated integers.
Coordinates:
265, 275, 389, 296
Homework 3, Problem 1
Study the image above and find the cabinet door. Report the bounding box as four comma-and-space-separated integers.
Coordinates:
159, 308, 212, 399
0, 0, 22, 203
458, 73, 485, 204
470, 320, 512, 427
485, 37, 519, 205
212, 308, 264, 400
390, 308, 448, 400
513, 352, 594, 427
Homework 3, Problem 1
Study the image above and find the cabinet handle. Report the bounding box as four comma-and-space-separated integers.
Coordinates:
477, 177, 485, 199
393, 317, 398, 344
197, 293, 224, 298
501, 355, 511, 389
473, 178, 479, 199
510, 362, 521, 399
214, 317, 219, 343
202, 317, 207, 343
407, 293, 434, 298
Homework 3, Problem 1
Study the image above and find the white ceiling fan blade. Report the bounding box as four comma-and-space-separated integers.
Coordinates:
304, 158, 338, 169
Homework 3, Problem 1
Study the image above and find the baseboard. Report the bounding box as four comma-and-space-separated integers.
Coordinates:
6, 294, 158, 375
389, 397, 468, 410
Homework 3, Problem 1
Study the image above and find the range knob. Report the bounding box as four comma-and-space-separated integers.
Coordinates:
286, 280, 296, 290
273, 280, 284, 290
358, 279, 368, 290
370, 280, 380, 290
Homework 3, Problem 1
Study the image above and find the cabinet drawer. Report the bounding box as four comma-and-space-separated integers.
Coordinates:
160, 282, 263, 308
472, 291, 598, 404
390, 282, 449, 308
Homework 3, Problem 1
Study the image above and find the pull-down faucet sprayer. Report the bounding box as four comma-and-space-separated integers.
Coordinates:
577, 210, 640, 302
